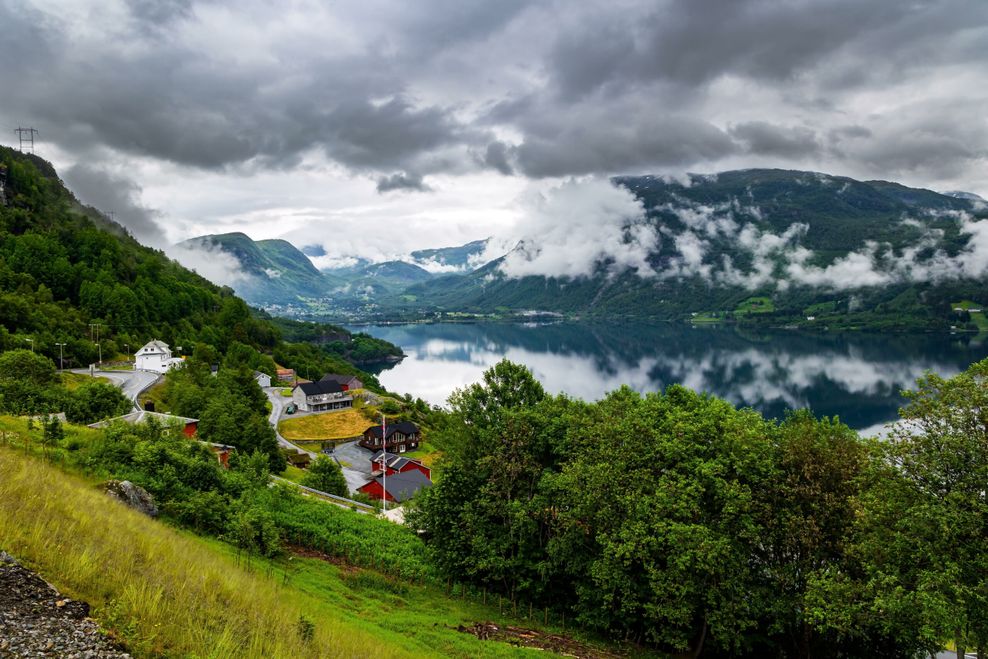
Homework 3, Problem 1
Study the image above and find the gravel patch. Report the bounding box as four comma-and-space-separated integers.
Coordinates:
0, 551, 130, 658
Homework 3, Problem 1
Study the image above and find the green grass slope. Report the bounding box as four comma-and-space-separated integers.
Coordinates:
0, 444, 581, 658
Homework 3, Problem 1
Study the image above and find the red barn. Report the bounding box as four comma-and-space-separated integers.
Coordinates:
358, 470, 432, 504
370, 450, 431, 480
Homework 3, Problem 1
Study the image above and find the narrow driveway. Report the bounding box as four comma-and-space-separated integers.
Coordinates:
71, 368, 160, 411
262, 387, 372, 493
263, 387, 315, 456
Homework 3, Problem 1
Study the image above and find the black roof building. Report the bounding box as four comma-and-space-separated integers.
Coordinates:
371, 470, 432, 503
364, 421, 420, 440
296, 380, 345, 396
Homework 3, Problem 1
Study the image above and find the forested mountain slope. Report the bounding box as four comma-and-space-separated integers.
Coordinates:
406, 169, 988, 329
0, 146, 396, 372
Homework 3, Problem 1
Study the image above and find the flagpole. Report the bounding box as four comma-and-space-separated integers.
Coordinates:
381, 413, 387, 513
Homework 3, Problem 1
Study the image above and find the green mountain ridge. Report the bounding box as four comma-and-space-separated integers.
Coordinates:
402, 169, 988, 329
0, 145, 396, 378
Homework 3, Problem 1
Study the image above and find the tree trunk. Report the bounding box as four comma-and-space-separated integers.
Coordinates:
690, 620, 708, 659
956, 629, 965, 659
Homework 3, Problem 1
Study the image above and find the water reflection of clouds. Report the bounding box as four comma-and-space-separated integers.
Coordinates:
372, 326, 978, 431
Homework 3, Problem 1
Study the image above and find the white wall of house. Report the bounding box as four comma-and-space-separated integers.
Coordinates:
255, 372, 272, 388
292, 387, 309, 411
135, 342, 180, 373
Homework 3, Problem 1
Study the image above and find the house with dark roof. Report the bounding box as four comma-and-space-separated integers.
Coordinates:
319, 373, 363, 391
360, 421, 421, 452
370, 450, 431, 480
292, 380, 354, 412
357, 470, 432, 503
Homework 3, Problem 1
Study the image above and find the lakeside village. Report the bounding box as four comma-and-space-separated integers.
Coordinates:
93, 339, 432, 517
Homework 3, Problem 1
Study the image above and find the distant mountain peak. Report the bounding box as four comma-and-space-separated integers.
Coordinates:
942, 190, 987, 203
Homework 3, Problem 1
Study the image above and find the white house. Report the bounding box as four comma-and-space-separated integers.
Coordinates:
135, 340, 184, 373
292, 380, 353, 412
254, 371, 272, 388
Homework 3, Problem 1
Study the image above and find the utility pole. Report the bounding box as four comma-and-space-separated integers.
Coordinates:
55, 342, 66, 371
89, 323, 102, 367
14, 127, 39, 154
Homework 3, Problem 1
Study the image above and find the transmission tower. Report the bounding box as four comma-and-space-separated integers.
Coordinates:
14, 127, 39, 153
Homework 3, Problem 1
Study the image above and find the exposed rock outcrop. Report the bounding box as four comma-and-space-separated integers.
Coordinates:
103, 480, 158, 518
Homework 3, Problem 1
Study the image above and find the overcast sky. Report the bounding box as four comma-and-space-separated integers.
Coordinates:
3, 0, 987, 264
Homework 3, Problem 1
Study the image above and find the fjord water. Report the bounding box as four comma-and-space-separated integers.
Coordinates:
356, 322, 988, 434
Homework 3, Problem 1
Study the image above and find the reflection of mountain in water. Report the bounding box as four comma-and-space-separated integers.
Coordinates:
354, 322, 988, 431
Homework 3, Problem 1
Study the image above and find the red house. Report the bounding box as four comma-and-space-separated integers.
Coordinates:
358, 470, 432, 504
370, 450, 431, 480
88, 410, 198, 438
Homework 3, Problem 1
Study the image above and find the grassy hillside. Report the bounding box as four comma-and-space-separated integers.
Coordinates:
0, 426, 623, 658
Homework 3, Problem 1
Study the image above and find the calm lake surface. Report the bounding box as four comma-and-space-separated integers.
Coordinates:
353, 322, 988, 434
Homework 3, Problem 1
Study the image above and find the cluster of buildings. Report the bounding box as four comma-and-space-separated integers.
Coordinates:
125, 341, 434, 507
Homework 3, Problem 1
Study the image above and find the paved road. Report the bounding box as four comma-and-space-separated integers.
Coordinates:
331, 440, 375, 494
70, 368, 160, 411
263, 387, 316, 456
262, 387, 372, 493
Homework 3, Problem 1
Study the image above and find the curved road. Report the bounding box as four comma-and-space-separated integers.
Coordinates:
262, 387, 372, 493
263, 387, 316, 457
70, 368, 160, 411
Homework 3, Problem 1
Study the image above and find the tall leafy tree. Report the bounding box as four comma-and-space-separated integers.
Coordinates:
300, 455, 348, 498
551, 386, 776, 654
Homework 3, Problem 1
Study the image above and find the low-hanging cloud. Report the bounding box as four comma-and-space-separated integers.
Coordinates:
62, 163, 168, 246
166, 241, 248, 287
487, 184, 988, 291
481, 178, 657, 279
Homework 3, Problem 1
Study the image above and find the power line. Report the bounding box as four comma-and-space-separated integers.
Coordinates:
14, 127, 39, 154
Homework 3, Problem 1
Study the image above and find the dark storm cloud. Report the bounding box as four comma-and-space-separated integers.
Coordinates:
376, 172, 432, 193
514, 114, 738, 178
729, 122, 820, 159
62, 164, 168, 246
548, 0, 985, 98
3, 0, 988, 191
481, 141, 514, 175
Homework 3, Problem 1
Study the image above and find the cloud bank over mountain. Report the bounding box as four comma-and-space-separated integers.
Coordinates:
482, 177, 988, 291
3, 0, 988, 256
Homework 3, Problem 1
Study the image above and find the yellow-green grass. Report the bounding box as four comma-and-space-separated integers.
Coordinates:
137, 381, 170, 413
952, 300, 988, 331
0, 447, 411, 658
689, 311, 724, 324
279, 464, 309, 484
60, 371, 110, 391
735, 296, 775, 315
279, 408, 371, 441
405, 441, 442, 469
0, 447, 560, 658
279, 388, 293, 398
